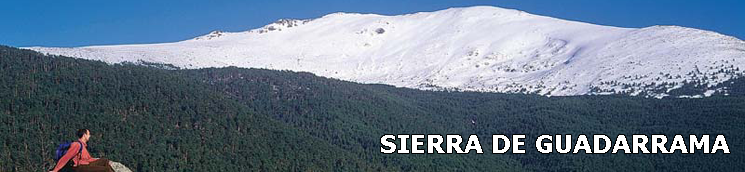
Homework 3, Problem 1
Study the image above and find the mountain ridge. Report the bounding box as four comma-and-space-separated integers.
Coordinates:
3, 45, 744, 171
24, 6, 745, 98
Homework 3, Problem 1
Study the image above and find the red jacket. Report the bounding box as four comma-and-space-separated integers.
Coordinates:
52, 140, 95, 171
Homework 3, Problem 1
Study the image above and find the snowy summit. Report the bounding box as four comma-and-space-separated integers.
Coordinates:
25, 6, 745, 98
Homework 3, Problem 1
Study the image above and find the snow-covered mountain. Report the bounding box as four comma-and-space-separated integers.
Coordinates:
25, 6, 745, 98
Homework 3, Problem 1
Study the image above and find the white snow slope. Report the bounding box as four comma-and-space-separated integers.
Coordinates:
25, 6, 745, 98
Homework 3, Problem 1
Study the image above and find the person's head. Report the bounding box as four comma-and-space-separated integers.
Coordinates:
76, 129, 90, 141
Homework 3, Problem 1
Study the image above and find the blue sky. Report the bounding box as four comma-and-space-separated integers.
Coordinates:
1, 0, 743, 47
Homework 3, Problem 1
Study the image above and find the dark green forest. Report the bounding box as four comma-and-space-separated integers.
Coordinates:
1, 45, 743, 171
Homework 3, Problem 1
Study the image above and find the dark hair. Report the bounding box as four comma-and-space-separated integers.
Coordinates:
76, 129, 89, 138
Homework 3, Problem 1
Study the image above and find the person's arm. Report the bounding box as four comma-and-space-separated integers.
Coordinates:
50, 143, 81, 172
79, 144, 98, 162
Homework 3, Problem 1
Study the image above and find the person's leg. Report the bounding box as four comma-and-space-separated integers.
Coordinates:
73, 159, 114, 172
90, 158, 110, 166
73, 165, 109, 172
73, 165, 114, 172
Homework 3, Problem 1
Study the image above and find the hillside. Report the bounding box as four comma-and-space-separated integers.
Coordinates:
25, 6, 745, 98
0, 46, 401, 171
2, 45, 744, 171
